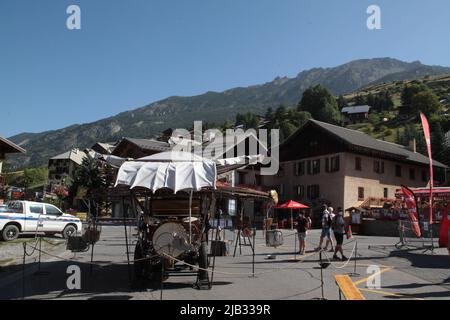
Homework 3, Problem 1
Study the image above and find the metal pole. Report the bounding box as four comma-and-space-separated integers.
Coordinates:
252, 228, 255, 278
89, 218, 95, 275
38, 236, 42, 272
123, 196, 131, 283
291, 209, 293, 230
189, 190, 193, 244
211, 207, 220, 286
319, 250, 324, 300
294, 231, 297, 261
233, 229, 239, 257
22, 242, 26, 300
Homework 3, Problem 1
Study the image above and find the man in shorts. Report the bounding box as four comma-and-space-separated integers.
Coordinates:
316, 205, 333, 251
332, 207, 348, 261
296, 211, 310, 255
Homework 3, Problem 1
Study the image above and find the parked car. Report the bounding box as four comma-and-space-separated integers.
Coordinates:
0, 201, 82, 241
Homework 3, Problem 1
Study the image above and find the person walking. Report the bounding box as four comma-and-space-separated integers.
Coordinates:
324, 207, 335, 252
296, 211, 310, 255
315, 205, 333, 251
332, 207, 348, 261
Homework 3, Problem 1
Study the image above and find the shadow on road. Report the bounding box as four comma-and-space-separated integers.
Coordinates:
0, 258, 233, 300
388, 249, 450, 269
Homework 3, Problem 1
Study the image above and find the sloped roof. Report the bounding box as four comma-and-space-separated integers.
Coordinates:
289, 120, 447, 168
0, 136, 26, 154
341, 105, 371, 114
93, 142, 116, 154
122, 138, 171, 152
203, 132, 268, 160
50, 149, 87, 165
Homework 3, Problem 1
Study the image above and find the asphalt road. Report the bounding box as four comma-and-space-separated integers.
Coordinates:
0, 225, 449, 300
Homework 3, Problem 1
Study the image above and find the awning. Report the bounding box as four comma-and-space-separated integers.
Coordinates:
115, 151, 217, 193
276, 200, 309, 209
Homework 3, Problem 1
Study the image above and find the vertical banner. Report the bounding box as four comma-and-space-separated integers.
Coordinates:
419, 112, 434, 225
401, 186, 422, 238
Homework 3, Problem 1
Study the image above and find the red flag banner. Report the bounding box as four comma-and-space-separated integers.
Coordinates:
420, 112, 434, 225
401, 185, 422, 238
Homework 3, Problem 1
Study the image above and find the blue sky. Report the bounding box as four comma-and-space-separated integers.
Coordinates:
1, 0, 450, 137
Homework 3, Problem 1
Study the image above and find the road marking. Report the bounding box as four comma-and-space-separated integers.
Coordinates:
353, 267, 392, 286
359, 288, 426, 300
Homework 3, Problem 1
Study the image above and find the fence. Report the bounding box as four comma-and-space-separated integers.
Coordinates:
398, 220, 436, 250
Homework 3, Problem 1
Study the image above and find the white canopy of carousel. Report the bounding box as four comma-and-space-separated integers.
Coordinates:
114, 151, 266, 193
115, 151, 217, 193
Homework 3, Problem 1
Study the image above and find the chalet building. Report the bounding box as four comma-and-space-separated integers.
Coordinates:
341, 105, 371, 125
0, 136, 26, 196
262, 120, 447, 222
207, 133, 269, 228
48, 149, 87, 186
112, 137, 171, 159
91, 142, 116, 155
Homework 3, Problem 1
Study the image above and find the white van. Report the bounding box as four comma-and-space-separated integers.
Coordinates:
0, 201, 82, 241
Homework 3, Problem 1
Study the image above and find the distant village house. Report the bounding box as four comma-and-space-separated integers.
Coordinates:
48, 148, 87, 187
112, 137, 171, 159
341, 105, 371, 125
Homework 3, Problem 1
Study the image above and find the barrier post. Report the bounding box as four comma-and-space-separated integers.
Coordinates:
348, 240, 360, 277
22, 242, 26, 300
123, 197, 131, 284
37, 237, 42, 272
252, 228, 255, 278
294, 231, 297, 261
90, 242, 95, 275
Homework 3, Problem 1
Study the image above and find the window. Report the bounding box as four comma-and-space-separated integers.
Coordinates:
255, 175, 262, 186
358, 187, 365, 201
374, 161, 385, 174
421, 170, 428, 182
384, 188, 388, 198
330, 156, 340, 172
409, 168, 416, 180
279, 184, 284, 196
294, 162, 305, 176
312, 159, 320, 175
355, 157, 362, 171
395, 165, 402, 177
228, 199, 237, 216
307, 160, 312, 175
7, 202, 23, 214
325, 158, 330, 173
238, 172, 246, 184
45, 205, 62, 216
294, 185, 305, 198
29, 204, 44, 215
307, 185, 320, 200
